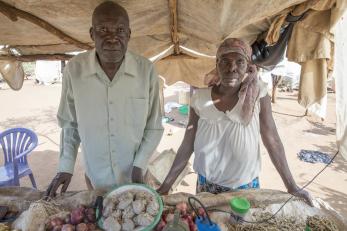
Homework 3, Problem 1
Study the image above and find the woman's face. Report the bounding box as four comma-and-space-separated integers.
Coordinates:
217, 52, 248, 88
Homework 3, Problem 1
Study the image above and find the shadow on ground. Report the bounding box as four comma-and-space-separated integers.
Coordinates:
304, 120, 336, 136
312, 142, 347, 174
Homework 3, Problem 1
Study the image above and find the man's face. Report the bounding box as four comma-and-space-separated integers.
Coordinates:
90, 12, 131, 64
217, 52, 248, 87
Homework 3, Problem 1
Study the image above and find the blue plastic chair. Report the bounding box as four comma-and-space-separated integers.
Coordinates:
0, 128, 38, 188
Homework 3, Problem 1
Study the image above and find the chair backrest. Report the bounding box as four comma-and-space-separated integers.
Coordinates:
0, 128, 38, 164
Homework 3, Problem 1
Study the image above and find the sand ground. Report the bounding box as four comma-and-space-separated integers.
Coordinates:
0, 79, 346, 218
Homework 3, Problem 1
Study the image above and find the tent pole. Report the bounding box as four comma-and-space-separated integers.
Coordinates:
169, 0, 180, 55
0, 54, 73, 62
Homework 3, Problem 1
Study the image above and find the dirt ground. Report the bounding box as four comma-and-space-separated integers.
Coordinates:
0, 79, 346, 218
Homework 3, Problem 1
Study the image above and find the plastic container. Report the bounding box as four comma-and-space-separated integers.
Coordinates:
229, 197, 250, 224
195, 216, 221, 231
179, 105, 189, 115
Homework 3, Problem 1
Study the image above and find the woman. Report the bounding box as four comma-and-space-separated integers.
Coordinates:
157, 38, 312, 206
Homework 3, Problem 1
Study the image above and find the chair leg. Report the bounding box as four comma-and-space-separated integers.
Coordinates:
29, 173, 37, 189
13, 177, 20, 187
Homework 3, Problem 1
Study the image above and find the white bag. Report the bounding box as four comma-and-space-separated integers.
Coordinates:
147, 149, 191, 191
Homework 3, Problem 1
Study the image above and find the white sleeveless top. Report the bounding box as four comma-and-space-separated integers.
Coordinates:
191, 81, 268, 189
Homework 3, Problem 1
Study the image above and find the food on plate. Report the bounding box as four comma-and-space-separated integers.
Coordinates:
132, 199, 147, 215
133, 213, 154, 227
102, 189, 160, 231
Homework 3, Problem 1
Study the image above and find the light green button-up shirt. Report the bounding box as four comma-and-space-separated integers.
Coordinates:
57, 49, 163, 188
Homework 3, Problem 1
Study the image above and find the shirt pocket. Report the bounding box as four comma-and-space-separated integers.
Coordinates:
126, 98, 148, 132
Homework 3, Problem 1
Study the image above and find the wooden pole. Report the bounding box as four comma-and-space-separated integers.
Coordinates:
0, 54, 74, 62
0, 1, 92, 50
169, 0, 180, 55
272, 74, 283, 103
61, 60, 66, 73
12, 44, 90, 51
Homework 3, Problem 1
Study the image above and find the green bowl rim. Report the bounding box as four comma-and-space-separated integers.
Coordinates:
97, 183, 164, 231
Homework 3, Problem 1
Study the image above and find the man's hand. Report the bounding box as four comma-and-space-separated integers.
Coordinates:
288, 185, 314, 207
45, 172, 72, 199
131, 166, 144, 183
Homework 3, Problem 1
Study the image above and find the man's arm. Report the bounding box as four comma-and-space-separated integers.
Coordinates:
132, 66, 164, 182
260, 95, 313, 206
157, 107, 199, 194
45, 67, 80, 197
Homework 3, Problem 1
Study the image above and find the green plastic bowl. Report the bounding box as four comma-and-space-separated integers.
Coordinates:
229, 197, 250, 215
178, 105, 189, 115
97, 183, 163, 231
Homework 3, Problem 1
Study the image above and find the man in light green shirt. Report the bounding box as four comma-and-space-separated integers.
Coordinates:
46, 1, 163, 196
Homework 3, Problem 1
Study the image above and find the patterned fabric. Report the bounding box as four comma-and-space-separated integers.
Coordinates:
197, 174, 260, 194
216, 38, 252, 61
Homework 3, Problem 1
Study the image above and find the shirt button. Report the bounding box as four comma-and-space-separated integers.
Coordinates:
110, 134, 115, 137
109, 101, 113, 105
112, 150, 115, 153
110, 118, 114, 121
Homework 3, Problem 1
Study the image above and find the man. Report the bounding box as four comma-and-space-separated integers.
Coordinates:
157, 38, 312, 206
46, 1, 163, 197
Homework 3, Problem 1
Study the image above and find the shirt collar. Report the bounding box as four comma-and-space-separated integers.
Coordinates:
85, 49, 137, 77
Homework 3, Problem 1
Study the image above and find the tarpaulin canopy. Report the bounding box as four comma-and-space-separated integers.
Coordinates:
335, 9, 347, 160
0, 0, 307, 56
0, 0, 346, 99
0, 0, 319, 88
